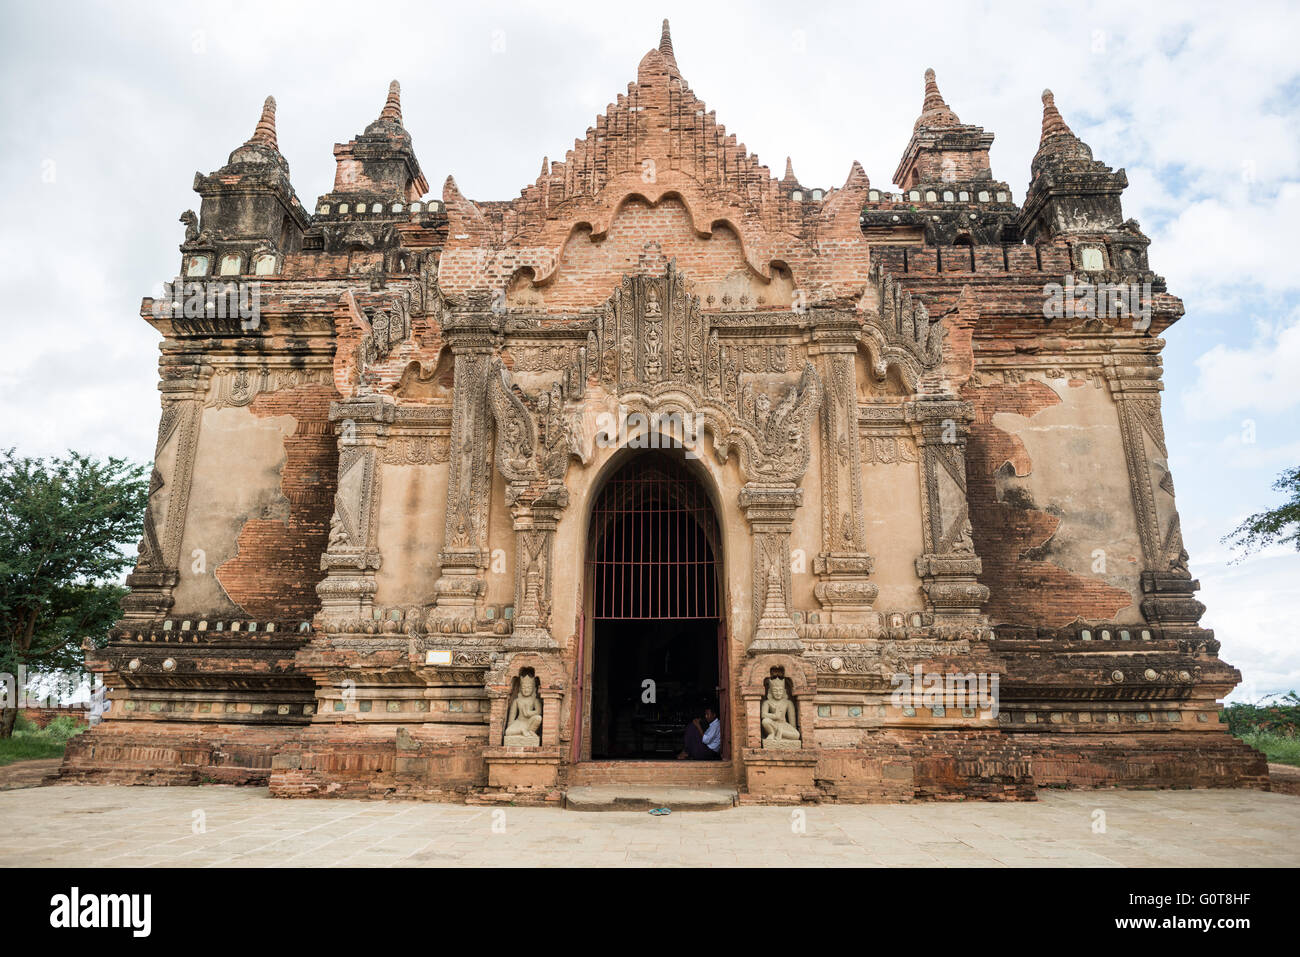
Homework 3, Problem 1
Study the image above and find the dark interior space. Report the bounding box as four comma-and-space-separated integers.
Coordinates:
591, 619, 719, 759
586, 450, 724, 760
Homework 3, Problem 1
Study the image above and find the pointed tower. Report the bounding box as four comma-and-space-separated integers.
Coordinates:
872, 69, 1016, 244
1017, 89, 1149, 271
658, 18, 680, 77
188, 95, 309, 279
892, 69, 997, 191
324, 80, 430, 206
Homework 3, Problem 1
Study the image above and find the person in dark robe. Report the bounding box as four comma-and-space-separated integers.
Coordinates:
678, 704, 721, 760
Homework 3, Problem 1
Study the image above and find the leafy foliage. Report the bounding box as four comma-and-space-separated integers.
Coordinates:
1223, 465, 1300, 561
35, 714, 88, 742
1221, 690, 1300, 737
0, 449, 148, 678
0, 711, 87, 765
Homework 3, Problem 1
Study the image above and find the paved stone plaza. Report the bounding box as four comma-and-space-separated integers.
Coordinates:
1, 785, 1296, 867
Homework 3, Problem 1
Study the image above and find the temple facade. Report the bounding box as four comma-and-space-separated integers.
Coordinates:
62, 23, 1267, 802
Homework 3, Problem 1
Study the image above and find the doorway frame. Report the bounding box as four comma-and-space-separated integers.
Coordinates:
574, 444, 732, 763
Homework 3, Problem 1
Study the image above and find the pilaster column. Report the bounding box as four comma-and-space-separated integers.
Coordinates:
315, 394, 393, 630
428, 319, 498, 630
504, 486, 567, 651
1104, 355, 1204, 628
913, 396, 989, 635
809, 328, 878, 623
122, 357, 210, 619
740, 484, 804, 655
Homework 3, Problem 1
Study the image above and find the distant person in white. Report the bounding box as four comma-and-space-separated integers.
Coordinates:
678, 704, 721, 760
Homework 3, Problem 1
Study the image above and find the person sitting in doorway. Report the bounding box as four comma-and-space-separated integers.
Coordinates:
678, 704, 721, 760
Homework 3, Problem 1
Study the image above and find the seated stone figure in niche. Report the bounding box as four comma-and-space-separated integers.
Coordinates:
503, 672, 543, 746
761, 676, 801, 749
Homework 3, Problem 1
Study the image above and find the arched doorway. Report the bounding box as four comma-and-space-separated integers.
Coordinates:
581, 448, 727, 760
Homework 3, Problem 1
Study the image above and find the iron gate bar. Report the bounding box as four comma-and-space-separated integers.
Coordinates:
586, 465, 719, 620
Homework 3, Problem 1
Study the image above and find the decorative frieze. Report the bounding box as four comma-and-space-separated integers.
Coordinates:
205, 365, 334, 409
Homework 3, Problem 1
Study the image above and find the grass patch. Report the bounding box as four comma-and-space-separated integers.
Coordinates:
0, 735, 66, 765
0, 713, 87, 766
1223, 691, 1300, 767
1241, 731, 1300, 767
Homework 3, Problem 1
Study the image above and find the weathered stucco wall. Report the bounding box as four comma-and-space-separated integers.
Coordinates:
966, 373, 1141, 626
861, 453, 927, 611
173, 405, 295, 617
372, 460, 448, 608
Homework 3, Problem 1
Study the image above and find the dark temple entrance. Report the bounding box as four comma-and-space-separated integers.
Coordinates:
585, 450, 726, 760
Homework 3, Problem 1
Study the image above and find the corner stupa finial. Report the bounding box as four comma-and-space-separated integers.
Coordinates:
1039, 89, 1073, 144
658, 18, 680, 75
380, 80, 402, 124
914, 68, 960, 129
246, 96, 278, 150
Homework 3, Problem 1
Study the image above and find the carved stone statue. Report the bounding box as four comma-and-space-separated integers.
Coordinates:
761, 676, 801, 749
503, 672, 543, 746
179, 210, 199, 244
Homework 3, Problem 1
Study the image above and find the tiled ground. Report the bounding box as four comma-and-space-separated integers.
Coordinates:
0, 785, 1296, 867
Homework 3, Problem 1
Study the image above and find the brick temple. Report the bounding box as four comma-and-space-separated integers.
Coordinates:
63, 22, 1267, 802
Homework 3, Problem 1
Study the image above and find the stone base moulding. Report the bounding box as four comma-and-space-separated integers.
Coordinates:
483, 745, 564, 790
740, 747, 819, 802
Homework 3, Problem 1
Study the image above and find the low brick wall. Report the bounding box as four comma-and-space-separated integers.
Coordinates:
20, 707, 90, 730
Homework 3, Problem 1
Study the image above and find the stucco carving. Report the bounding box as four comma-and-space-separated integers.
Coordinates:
591, 263, 823, 485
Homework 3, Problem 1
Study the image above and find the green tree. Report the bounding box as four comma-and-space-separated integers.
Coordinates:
1223, 466, 1300, 562
0, 449, 148, 737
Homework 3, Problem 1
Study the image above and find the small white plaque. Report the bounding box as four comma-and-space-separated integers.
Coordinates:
425, 650, 452, 665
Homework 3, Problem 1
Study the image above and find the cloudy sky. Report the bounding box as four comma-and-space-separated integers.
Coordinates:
1, 0, 1296, 699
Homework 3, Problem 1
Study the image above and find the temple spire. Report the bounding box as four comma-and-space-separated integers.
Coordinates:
1039, 89, 1073, 145
246, 96, 278, 151
914, 68, 961, 129
922, 68, 945, 112
379, 80, 403, 125
782, 156, 798, 185
658, 18, 680, 76
1020, 86, 1127, 244
1029, 87, 1094, 180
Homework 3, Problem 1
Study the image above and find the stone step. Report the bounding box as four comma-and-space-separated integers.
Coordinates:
564, 785, 738, 812
565, 759, 737, 787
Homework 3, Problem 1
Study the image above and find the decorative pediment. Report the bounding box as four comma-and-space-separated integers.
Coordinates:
437, 21, 872, 310
591, 261, 823, 484
485, 357, 586, 496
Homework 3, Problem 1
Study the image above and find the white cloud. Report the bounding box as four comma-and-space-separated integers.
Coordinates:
1196, 551, 1300, 701
1182, 307, 1300, 421
1153, 184, 1300, 301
